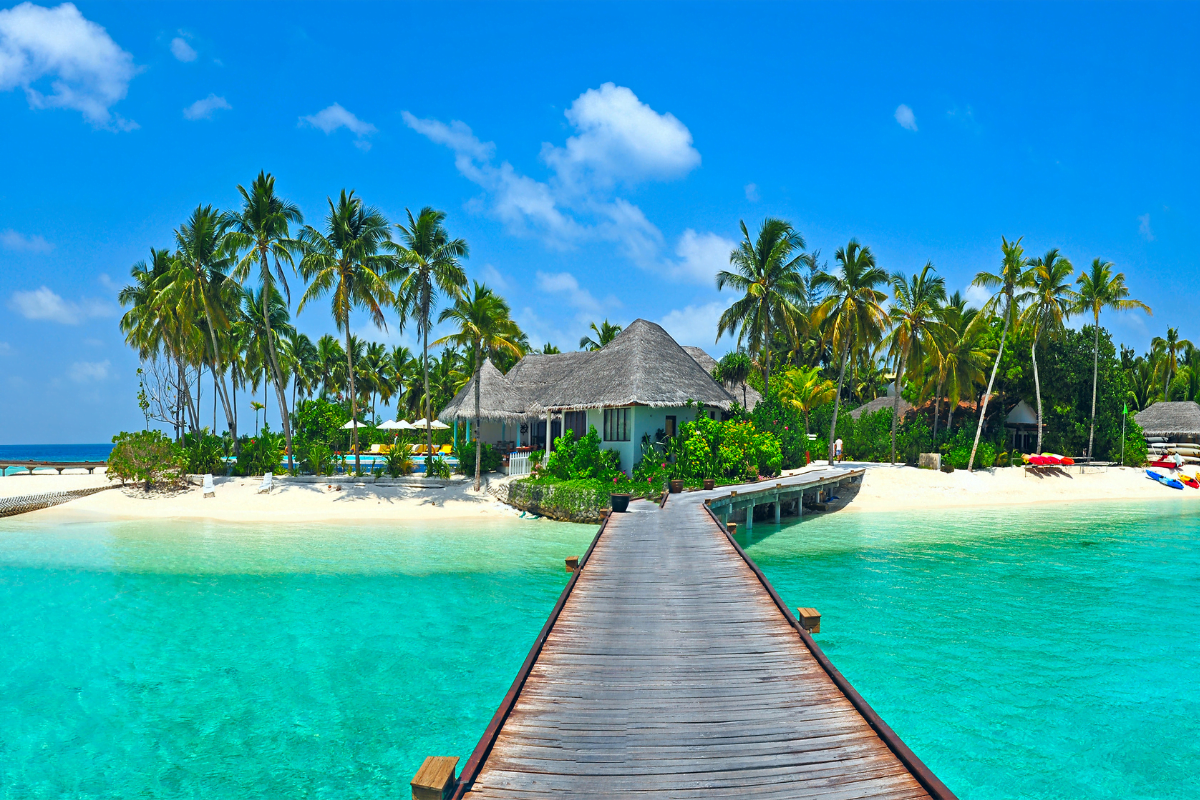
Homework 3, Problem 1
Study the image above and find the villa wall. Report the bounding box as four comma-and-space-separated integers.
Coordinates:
596, 405, 707, 475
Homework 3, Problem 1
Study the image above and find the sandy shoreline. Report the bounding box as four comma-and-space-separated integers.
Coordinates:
2, 462, 1195, 524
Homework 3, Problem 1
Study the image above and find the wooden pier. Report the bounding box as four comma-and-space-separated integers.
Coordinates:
439, 467, 956, 799
0, 460, 106, 476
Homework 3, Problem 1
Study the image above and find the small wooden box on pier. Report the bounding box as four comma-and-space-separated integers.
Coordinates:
411, 756, 459, 800
797, 607, 821, 634
565, 555, 580, 572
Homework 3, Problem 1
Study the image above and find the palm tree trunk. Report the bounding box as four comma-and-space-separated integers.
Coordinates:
891, 352, 906, 464
346, 324, 360, 476
1032, 335, 1043, 454
198, 303, 239, 453
474, 342, 483, 492
828, 340, 850, 463
1088, 317, 1100, 460
423, 302, 433, 473
764, 309, 771, 398
932, 372, 944, 447
260, 264, 295, 473
969, 299, 1009, 472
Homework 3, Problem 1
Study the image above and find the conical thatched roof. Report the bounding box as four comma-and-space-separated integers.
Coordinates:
506, 351, 595, 395
438, 359, 540, 423
537, 319, 737, 411
681, 346, 763, 411
847, 395, 914, 420
1134, 401, 1200, 436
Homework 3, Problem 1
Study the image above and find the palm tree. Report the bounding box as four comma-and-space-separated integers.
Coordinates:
284, 331, 319, 407
316, 334, 345, 398
925, 292, 989, 446
363, 341, 389, 422
239, 284, 295, 436
433, 282, 524, 490
966, 237, 1029, 471
811, 239, 889, 463
1077, 259, 1151, 459
1018, 248, 1077, 453
391, 207, 469, 472
541, 343, 561, 354
778, 366, 836, 436
714, 351, 754, 408
886, 262, 947, 463
716, 218, 809, 396
1151, 327, 1191, 401
225, 172, 304, 471
297, 190, 396, 475
579, 320, 623, 351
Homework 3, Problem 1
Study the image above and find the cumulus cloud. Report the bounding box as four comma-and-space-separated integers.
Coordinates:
301, 102, 376, 149
68, 359, 109, 382
964, 284, 991, 310
478, 263, 509, 292
0, 2, 138, 129
1, 228, 52, 252
183, 93, 230, 120
894, 103, 917, 131
9, 286, 112, 324
405, 83, 719, 281
658, 300, 734, 350
535, 271, 602, 315
744, 183, 759, 202
670, 229, 734, 283
1138, 213, 1154, 241
169, 35, 195, 62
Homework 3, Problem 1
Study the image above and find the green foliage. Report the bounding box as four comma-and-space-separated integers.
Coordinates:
385, 446, 414, 477
456, 442, 502, 475
427, 455, 452, 479
508, 478, 612, 522
751, 394, 809, 469
300, 442, 334, 476
638, 415, 782, 483
1122, 413, 1148, 466
542, 427, 621, 481
292, 398, 349, 454
108, 430, 185, 491
235, 427, 284, 476
181, 429, 225, 475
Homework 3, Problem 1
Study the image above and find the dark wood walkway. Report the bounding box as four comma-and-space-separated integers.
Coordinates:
453, 468, 955, 799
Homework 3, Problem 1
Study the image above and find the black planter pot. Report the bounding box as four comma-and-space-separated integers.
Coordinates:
610, 493, 630, 513
668, 479, 684, 494
703, 479, 715, 490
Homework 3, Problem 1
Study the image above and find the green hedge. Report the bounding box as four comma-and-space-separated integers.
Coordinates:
507, 478, 610, 523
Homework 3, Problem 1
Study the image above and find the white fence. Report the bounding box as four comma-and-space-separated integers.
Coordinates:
508, 451, 533, 477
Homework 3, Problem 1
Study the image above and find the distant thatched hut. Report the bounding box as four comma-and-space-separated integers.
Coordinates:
681, 346, 762, 411
1134, 401, 1200, 443
847, 395, 914, 420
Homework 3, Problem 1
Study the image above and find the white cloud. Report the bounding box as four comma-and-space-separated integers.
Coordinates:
0, 341, 11, 355
964, 284, 991, 309
0, 228, 52, 252
0, 2, 138, 129
404, 84, 700, 270
658, 300, 736, 351
670, 229, 734, 283
95, 272, 117, 291
183, 93, 230, 120
9, 286, 112, 324
478, 263, 509, 292
535, 271, 602, 316
169, 35, 195, 62
300, 102, 376, 149
1138, 213, 1154, 241
68, 359, 108, 382
744, 183, 759, 202
894, 103, 917, 131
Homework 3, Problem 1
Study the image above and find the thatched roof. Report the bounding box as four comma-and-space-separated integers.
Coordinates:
1135, 401, 1200, 436
537, 319, 737, 411
505, 351, 594, 396
847, 395, 913, 420
681, 346, 762, 411
438, 359, 540, 423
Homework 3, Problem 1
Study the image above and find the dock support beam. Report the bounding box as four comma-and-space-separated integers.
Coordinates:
745, 506, 753, 531
411, 756, 459, 800
775, 502, 781, 524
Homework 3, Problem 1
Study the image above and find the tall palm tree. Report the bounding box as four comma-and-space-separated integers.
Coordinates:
433, 282, 524, 490
1077, 259, 1151, 459
363, 341, 389, 422
225, 172, 304, 471
239, 284, 295, 434
284, 331, 320, 407
886, 262, 946, 463
778, 366, 837, 436
391, 207, 469, 472
1018, 248, 1077, 453
811, 239, 889, 463
967, 237, 1029, 471
714, 351, 754, 408
579, 320, 623, 351
716, 218, 809, 397
316, 334, 345, 398
927, 294, 991, 442
1151, 327, 1191, 401
297, 190, 396, 475
167, 205, 239, 444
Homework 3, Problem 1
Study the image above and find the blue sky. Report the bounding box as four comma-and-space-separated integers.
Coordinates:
1, 1, 1196, 443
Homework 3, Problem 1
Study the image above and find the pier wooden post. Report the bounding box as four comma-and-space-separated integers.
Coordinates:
797, 608, 821, 633
745, 505, 753, 531
411, 756, 459, 800
565, 556, 580, 572
775, 501, 781, 524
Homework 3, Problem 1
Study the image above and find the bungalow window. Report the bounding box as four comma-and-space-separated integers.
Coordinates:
603, 407, 630, 441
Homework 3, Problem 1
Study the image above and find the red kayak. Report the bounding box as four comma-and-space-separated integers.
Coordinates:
1182, 475, 1200, 489
1029, 455, 1062, 466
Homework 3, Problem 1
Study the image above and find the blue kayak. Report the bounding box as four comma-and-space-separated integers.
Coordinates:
1147, 469, 1185, 490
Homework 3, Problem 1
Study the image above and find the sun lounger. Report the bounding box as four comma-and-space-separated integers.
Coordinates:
439, 444, 452, 455
258, 472, 273, 494
202, 474, 215, 498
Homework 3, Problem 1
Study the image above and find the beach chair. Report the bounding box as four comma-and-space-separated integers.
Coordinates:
369, 444, 383, 454
439, 444, 453, 455
202, 474, 215, 498
258, 472, 273, 494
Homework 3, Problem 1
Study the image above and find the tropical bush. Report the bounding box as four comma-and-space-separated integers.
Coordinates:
542, 426, 621, 481
108, 430, 186, 491
300, 442, 334, 476
645, 416, 781, 482
235, 428, 285, 476
292, 398, 349, 455
181, 429, 225, 475
427, 455, 452, 479
385, 447, 415, 477
456, 442, 502, 476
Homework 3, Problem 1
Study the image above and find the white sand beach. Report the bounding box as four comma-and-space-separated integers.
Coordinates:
3, 462, 1194, 525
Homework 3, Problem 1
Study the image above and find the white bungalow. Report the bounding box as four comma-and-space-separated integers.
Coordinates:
438, 319, 739, 473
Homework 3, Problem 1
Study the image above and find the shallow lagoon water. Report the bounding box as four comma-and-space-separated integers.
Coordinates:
1, 501, 1197, 798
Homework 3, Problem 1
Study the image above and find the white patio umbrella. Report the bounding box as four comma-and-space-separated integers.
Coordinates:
377, 419, 411, 430
341, 419, 368, 429
412, 418, 451, 430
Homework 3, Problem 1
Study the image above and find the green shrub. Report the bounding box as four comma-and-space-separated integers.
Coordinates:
292, 399, 349, 454
301, 442, 334, 476
456, 442, 503, 476
385, 447, 414, 478
235, 428, 285, 476
181, 429, 225, 475
108, 430, 185, 491
427, 455, 452, 479
544, 426, 620, 481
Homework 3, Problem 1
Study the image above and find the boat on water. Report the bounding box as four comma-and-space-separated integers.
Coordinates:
1146, 469, 1185, 490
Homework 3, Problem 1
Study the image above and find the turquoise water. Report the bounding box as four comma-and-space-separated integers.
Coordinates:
0, 517, 594, 798
2, 504, 1197, 799
736, 500, 1200, 800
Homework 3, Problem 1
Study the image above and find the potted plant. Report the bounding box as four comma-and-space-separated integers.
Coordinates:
610, 492, 630, 513
702, 478, 715, 491
669, 478, 684, 493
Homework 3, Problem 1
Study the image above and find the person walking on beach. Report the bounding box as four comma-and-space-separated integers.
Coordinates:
834, 437, 843, 463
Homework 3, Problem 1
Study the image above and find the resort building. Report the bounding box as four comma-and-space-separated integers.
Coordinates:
1134, 401, 1200, 444
438, 319, 739, 473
